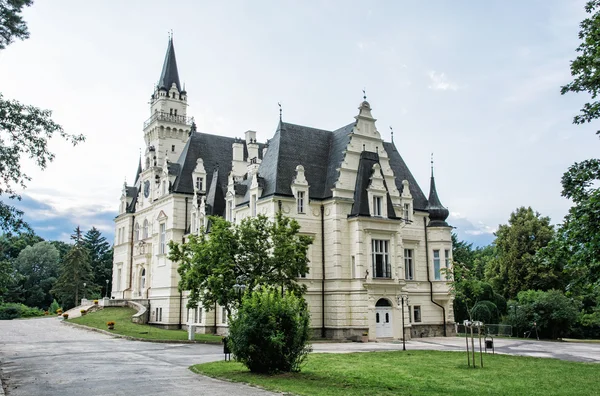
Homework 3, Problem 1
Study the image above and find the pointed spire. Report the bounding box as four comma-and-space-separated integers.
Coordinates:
134, 155, 142, 185
158, 35, 181, 92
426, 153, 449, 227
278, 102, 282, 121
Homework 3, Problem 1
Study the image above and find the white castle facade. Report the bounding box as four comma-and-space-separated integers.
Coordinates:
111, 38, 455, 340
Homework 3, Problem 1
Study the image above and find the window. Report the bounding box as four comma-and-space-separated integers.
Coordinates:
376, 312, 380, 323
159, 223, 166, 254
171, 145, 175, 152
196, 177, 203, 191
372, 239, 391, 278
227, 201, 233, 222
413, 306, 421, 322
403, 203, 410, 221
140, 268, 146, 289
373, 196, 382, 216
251, 194, 256, 217
434, 250, 441, 280
117, 268, 122, 291
194, 307, 202, 323
222, 307, 227, 324
159, 308, 163, 322
297, 191, 305, 214
445, 249, 450, 280
174, 109, 177, 116
408, 306, 412, 323
169, 108, 173, 115
143, 219, 149, 239
162, 180, 167, 195
404, 249, 414, 280
134, 223, 139, 241
117, 228, 121, 245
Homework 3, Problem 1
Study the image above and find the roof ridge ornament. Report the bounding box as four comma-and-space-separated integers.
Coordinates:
390, 126, 394, 143
278, 102, 282, 121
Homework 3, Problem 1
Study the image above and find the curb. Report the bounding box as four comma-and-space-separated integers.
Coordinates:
60, 320, 222, 345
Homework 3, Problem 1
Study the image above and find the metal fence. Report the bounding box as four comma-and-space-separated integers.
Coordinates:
454, 323, 512, 337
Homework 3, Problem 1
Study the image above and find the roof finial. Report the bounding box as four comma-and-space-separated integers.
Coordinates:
363, 88, 367, 101
278, 102, 282, 121
431, 152, 434, 177
390, 126, 394, 142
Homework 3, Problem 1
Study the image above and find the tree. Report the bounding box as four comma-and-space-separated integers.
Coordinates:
0, 231, 43, 301
83, 227, 113, 295
485, 207, 558, 300
13, 241, 60, 309
170, 213, 313, 314
51, 227, 93, 309
0, 0, 85, 233
561, 0, 600, 136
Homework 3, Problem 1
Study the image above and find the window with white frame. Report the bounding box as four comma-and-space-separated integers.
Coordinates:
196, 177, 203, 191
372, 239, 391, 278
222, 307, 227, 324
134, 223, 140, 241
373, 196, 383, 216
162, 180, 167, 195
194, 306, 202, 323
297, 191, 305, 214
251, 194, 257, 217
116, 268, 122, 291
159, 223, 166, 254
403, 203, 410, 221
445, 249, 450, 280
433, 249, 441, 280
404, 249, 414, 280
413, 306, 421, 322
408, 305, 412, 323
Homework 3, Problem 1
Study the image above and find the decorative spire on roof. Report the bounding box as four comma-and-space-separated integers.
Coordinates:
158, 34, 181, 92
426, 153, 450, 227
390, 126, 394, 143
134, 154, 142, 184
278, 102, 282, 121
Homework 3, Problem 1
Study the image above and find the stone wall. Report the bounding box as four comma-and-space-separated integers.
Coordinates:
410, 323, 456, 338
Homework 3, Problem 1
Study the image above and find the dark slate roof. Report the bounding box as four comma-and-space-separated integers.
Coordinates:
126, 187, 138, 213
206, 168, 225, 216
134, 158, 142, 185
349, 151, 397, 218
158, 38, 181, 92
167, 162, 180, 176
383, 142, 428, 210
172, 131, 236, 196
426, 169, 450, 226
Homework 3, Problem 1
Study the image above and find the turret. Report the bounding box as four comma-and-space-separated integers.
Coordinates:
426, 159, 450, 227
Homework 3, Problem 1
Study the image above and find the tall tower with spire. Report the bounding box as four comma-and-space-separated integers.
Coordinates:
143, 36, 192, 170
426, 158, 450, 227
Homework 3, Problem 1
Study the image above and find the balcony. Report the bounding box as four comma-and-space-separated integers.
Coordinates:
144, 111, 193, 128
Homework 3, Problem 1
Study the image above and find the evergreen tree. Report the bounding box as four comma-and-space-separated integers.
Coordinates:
83, 227, 113, 296
51, 227, 93, 309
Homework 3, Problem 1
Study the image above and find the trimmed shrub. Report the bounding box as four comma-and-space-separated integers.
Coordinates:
49, 299, 61, 315
228, 287, 311, 374
472, 300, 499, 324
0, 303, 45, 320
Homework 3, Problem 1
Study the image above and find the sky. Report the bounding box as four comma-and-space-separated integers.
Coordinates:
0, 0, 598, 246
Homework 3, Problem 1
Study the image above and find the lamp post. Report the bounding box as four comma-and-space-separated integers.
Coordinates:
398, 295, 408, 351
105, 279, 109, 298
83, 282, 86, 301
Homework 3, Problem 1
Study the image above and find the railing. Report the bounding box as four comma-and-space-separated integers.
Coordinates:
144, 111, 193, 128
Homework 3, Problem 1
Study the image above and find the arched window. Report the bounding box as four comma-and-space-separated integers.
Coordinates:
134, 223, 140, 241
143, 219, 149, 239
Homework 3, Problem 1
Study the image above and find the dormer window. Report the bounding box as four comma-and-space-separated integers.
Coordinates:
196, 177, 203, 191
373, 196, 383, 216
403, 203, 411, 221
297, 191, 305, 214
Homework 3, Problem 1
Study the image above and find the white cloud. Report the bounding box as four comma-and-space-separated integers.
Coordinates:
427, 71, 459, 91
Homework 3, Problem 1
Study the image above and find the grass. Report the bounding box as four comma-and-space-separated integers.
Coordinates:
69, 307, 222, 343
191, 350, 600, 396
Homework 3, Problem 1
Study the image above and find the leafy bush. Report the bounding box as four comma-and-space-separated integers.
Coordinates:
49, 299, 61, 315
505, 290, 578, 339
0, 303, 45, 320
471, 300, 499, 324
228, 287, 311, 374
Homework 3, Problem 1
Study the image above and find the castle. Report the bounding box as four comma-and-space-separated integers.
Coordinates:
111, 37, 455, 340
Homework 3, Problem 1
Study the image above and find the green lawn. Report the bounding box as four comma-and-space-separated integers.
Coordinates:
191, 350, 599, 396
69, 307, 222, 343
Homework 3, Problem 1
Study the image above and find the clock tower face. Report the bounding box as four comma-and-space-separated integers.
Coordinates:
144, 180, 150, 198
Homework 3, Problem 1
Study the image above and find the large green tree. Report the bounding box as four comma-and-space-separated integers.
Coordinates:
12, 241, 60, 309
0, 0, 85, 233
170, 213, 312, 314
51, 227, 93, 309
83, 227, 113, 296
485, 207, 558, 300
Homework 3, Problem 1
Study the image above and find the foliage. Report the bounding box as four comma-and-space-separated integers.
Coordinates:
192, 350, 600, 396
506, 290, 579, 339
70, 307, 222, 343
561, 0, 600, 135
0, 0, 33, 50
0, 2, 85, 233
470, 300, 499, 324
49, 299, 60, 315
170, 213, 312, 313
485, 207, 558, 300
83, 227, 113, 296
228, 287, 311, 374
12, 241, 59, 309
0, 302, 44, 319
106, 321, 115, 326
62, 313, 68, 318
51, 227, 93, 309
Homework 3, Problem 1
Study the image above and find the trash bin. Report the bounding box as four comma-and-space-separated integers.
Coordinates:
485, 340, 493, 349
223, 336, 231, 360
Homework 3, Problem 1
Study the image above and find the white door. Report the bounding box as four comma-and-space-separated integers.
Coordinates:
375, 307, 393, 338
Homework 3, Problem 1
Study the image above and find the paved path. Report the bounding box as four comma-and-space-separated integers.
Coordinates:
2, 319, 599, 396
0, 317, 273, 396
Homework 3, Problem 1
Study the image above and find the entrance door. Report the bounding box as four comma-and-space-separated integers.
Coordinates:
375, 298, 393, 338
